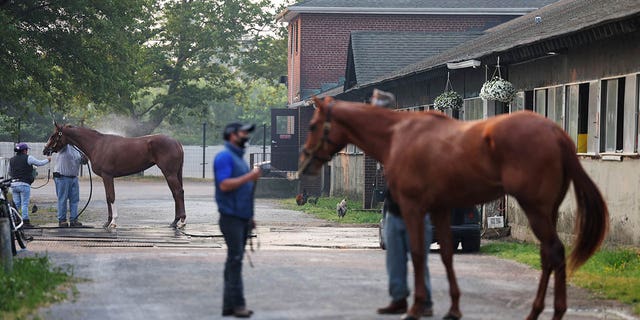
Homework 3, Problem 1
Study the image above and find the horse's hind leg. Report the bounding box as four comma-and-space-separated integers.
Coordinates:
431, 209, 462, 320
522, 205, 567, 320
163, 171, 185, 228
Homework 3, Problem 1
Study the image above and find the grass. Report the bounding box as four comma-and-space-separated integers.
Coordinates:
281, 196, 382, 224
482, 241, 640, 315
0, 255, 74, 319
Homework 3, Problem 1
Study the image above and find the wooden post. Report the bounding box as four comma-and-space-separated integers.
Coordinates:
0, 218, 13, 274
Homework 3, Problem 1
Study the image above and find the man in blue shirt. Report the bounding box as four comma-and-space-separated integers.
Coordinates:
53, 144, 87, 227
378, 193, 434, 318
214, 122, 261, 318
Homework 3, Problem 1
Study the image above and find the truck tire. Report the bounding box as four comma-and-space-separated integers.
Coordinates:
461, 234, 481, 253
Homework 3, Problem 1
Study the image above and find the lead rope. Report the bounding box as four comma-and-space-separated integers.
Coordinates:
72, 145, 93, 219
30, 165, 51, 189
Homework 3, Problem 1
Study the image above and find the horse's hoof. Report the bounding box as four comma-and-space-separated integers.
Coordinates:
443, 312, 462, 320
170, 220, 186, 229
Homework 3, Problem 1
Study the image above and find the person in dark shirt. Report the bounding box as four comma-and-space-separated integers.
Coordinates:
9, 142, 51, 228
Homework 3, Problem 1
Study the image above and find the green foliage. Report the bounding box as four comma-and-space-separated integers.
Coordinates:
0, 256, 72, 318
483, 241, 640, 315
571, 248, 640, 314
281, 197, 381, 224
481, 241, 542, 269
0, 0, 154, 112
238, 27, 289, 81
1, 1, 288, 141
235, 79, 288, 125
109, 0, 287, 137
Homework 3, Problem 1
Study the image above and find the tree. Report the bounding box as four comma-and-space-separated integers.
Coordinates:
235, 79, 287, 125
107, 0, 282, 137
0, 0, 153, 116
1, 0, 289, 141
238, 25, 289, 82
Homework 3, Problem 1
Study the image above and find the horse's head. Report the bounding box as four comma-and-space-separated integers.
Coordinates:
43, 123, 68, 156
298, 96, 348, 176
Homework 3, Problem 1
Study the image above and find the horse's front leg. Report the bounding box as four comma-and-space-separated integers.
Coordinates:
401, 209, 427, 320
102, 175, 118, 230
432, 209, 462, 320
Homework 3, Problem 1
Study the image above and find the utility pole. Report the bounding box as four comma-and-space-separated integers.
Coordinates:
262, 123, 266, 162
202, 122, 207, 179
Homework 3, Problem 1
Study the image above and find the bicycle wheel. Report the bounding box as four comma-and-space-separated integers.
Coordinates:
9, 206, 27, 251
15, 229, 27, 249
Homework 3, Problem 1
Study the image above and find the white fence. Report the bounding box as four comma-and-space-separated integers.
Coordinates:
0, 142, 270, 179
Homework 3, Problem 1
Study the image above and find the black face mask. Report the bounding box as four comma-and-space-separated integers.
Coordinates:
237, 136, 249, 148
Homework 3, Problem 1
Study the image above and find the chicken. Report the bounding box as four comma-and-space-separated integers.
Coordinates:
336, 199, 347, 218
307, 195, 319, 205
296, 189, 308, 206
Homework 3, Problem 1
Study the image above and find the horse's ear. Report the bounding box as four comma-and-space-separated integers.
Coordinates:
312, 96, 324, 111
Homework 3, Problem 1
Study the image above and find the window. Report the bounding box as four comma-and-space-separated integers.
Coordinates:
535, 89, 547, 116
290, 22, 298, 55
534, 86, 563, 127
276, 115, 295, 135
600, 77, 625, 152
463, 98, 483, 121
513, 90, 534, 112
565, 83, 590, 153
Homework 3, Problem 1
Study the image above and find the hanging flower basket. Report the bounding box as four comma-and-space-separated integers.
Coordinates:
480, 76, 516, 103
434, 90, 463, 111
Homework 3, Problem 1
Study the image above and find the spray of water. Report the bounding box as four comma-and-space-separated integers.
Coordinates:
91, 114, 140, 137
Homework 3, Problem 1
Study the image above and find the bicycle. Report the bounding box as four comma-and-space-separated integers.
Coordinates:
0, 177, 29, 255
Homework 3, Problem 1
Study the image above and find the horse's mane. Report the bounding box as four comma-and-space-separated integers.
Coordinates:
63, 124, 104, 136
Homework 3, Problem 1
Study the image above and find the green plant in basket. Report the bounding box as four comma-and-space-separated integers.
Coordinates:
434, 90, 463, 111
480, 76, 516, 103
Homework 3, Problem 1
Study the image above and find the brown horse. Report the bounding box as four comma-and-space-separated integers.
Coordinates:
299, 96, 608, 320
44, 124, 186, 229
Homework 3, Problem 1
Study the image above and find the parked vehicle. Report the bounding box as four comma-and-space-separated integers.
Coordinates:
379, 202, 481, 253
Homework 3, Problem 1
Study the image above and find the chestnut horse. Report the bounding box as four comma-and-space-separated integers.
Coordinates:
44, 124, 186, 229
299, 97, 608, 320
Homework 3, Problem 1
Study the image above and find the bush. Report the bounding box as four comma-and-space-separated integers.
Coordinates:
0, 256, 72, 316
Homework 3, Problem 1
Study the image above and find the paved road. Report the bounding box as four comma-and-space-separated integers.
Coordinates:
17, 179, 637, 320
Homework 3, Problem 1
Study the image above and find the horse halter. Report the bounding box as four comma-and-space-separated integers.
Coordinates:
300, 101, 339, 173
44, 130, 64, 156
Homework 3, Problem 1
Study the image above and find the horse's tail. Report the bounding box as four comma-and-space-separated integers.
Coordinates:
560, 134, 609, 273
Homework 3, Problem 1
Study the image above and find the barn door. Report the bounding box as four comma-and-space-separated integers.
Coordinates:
270, 108, 299, 171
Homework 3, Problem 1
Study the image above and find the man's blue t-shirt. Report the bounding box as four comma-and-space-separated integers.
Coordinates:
213, 142, 254, 219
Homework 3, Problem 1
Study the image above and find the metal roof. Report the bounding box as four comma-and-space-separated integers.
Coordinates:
347, 31, 483, 86
355, 0, 640, 89
277, 0, 558, 21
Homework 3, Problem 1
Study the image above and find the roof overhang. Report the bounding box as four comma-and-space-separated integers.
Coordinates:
287, 100, 314, 109
277, 7, 536, 22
